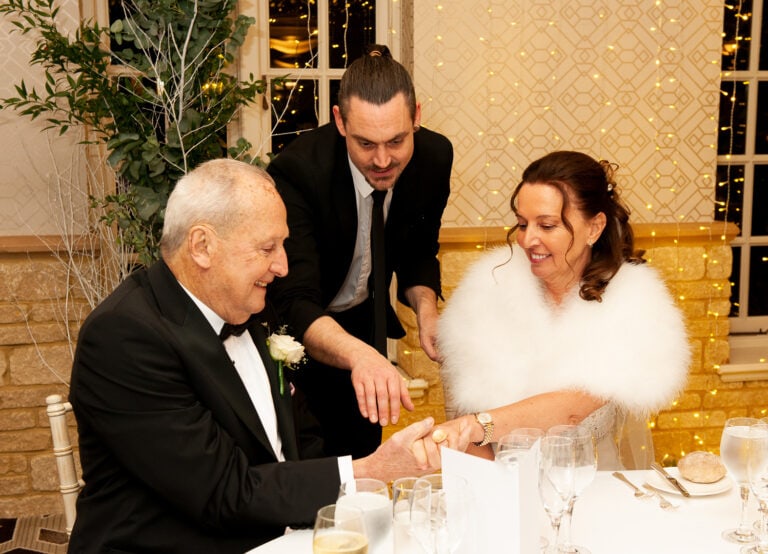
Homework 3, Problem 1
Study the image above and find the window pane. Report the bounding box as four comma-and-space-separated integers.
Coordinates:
328, 0, 377, 68
269, 0, 318, 69
757, 81, 768, 154
718, 81, 748, 155
715, 164, 745, 233
753, 165, 768, 236
749, 246, 768, 316
271, 79, 319, 153
731, 246, 742, 317
722, 0, 752, 71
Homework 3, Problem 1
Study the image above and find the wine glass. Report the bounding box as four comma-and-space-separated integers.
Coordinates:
495, 428, 544, 466
743, 423, 768, 554
392, 477, 426, 554
721, 417, 762, 543
547, 425, 597, 554
538, 435, 576, 553
313, 503, 368, 554
411, 474, 470, 554
337, 478, 391, 554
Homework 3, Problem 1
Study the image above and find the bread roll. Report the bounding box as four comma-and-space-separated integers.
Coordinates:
677, 451, 726, 483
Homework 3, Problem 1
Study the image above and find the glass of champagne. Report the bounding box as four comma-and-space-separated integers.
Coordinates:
313, 503, 368, 554
744, 423, 768, 554
337, 478, 391, 554
721, 417, 762, 543
538, 435, 576, 554
547, 425, 597, 554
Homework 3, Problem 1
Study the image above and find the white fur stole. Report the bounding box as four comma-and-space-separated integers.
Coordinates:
437, 246, 690, 416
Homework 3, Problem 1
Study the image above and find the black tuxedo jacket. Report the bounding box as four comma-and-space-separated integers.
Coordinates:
68, 260, 340, 553
266, 123, 453, 342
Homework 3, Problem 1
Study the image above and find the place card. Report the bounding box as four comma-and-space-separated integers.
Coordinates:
441, 445, 540, 554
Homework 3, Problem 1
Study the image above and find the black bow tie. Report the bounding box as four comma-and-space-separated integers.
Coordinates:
219, 320, 251, 341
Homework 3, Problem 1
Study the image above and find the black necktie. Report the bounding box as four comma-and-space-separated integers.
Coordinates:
219, 320, 251, 341
370, 190, 387, 356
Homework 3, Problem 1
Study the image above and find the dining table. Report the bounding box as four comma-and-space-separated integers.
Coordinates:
249, 468, 756, 553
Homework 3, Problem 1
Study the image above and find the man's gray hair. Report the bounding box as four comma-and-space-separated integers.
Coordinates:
160, 159, 275, 257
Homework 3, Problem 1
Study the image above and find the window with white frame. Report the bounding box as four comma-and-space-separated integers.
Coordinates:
717, 0, 768, 336
243, 0, 400, 156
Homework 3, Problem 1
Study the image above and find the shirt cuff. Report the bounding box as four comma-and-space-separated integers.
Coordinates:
337, 455, 354, 484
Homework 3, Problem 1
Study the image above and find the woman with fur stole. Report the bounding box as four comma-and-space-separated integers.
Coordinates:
435, 151, 690, 469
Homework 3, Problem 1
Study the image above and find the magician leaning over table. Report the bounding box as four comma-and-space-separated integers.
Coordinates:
67, 159, 470, 553
433, 151, 691, 469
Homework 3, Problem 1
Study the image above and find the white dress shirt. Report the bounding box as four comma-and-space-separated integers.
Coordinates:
328, 155, 392, 312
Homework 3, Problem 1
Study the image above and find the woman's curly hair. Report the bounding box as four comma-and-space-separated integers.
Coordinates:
507, 151, 645, 302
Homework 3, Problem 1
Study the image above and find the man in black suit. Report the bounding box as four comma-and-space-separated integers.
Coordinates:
67, 159, 457, 553
267, 45, 453, 458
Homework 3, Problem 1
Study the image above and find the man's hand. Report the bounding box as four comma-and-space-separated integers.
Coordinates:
404, 285, 442, 362
302, 315, 414, 426
350, 349, 414, 426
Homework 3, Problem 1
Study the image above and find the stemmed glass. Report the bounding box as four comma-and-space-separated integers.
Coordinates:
721, 417, 762, 543
743, 423, 768, 553
410, 474, 470, 554
495, 428, 544, 466
312, 503, 368, 554
547, 425, 597, 554
538, 435, 576, 553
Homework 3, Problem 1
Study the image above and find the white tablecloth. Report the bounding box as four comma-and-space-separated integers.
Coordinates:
250, 469, 753, 553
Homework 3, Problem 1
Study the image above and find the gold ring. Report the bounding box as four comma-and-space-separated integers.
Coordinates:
432, 429, 448, 443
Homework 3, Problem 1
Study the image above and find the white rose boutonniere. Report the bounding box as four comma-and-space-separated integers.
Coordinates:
266, 326, 306, 396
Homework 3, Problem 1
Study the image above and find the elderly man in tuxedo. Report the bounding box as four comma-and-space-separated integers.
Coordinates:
68, 159, 463, 553
267, 45, 453, 458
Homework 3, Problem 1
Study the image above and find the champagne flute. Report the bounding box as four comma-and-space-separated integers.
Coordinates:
313, 503, 369, 554
547, 425, 597, 554
538, 435, 576, 554
337, 478, 390, 554
721, 417, 762, 543
392, 477, 426, 554
743, 423, 768, 554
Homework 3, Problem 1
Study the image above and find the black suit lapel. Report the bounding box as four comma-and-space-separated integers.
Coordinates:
146, 261, 284, 459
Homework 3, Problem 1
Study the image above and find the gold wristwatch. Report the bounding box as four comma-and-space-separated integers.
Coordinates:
473, 412, 494, 446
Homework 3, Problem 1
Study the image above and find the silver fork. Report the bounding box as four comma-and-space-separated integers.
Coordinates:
643, 483, 680, 510
612, 471, 652, 499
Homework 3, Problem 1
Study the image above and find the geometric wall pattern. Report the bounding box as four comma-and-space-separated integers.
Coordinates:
0, 2, 88, 236
412, 0, 723, 227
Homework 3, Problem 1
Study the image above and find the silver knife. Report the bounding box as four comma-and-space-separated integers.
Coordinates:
650, 461, 690, 497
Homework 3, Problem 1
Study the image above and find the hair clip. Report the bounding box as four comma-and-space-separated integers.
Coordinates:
369, 50, 383, 57
607, 183, 614, 192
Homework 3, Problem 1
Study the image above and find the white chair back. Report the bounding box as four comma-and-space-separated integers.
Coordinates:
46, 394, 82, 535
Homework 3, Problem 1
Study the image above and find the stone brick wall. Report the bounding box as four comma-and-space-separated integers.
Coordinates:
390, 222, 753, 467
0, 238, 84, 517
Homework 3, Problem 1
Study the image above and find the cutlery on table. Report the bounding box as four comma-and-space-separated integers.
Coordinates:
643, 483, 680, 510
612, 471, 651, 498
650, 461, 691, 497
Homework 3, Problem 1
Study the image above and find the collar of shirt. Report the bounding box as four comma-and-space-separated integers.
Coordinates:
178, 282, 227, 336
348, 154, 392, 217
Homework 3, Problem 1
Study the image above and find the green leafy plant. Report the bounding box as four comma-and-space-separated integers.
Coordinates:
1, 0, 271, 265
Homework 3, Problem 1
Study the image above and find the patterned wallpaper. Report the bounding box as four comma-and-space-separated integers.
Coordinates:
0, 0, 723, 234
412, 0, 723, 227
0, 2, 87, 237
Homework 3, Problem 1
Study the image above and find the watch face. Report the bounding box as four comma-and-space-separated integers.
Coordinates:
477, 412, 492, 424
